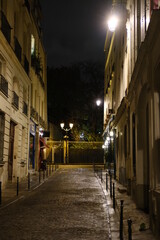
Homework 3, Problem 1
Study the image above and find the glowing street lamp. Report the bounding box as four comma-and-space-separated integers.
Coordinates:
96, 99, 102, 107
107, 15, 118, 32
60, 122, 73, 164
60, 122, 73, 132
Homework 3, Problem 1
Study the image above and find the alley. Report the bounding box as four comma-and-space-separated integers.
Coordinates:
0, 168, 110, 240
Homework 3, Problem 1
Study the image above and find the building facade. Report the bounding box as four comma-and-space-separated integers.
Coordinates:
104, 0, 160, 237
0, 0, 47, 187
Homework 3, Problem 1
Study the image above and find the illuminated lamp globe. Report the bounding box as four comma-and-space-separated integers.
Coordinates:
107, 15, 118, 32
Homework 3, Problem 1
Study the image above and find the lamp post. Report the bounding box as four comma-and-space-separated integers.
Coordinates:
60, 123, 73, 164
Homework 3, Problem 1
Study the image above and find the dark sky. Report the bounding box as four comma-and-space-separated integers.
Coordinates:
40, 0, 112, 67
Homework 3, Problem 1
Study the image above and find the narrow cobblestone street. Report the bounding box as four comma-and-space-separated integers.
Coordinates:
0, 168, 111, 240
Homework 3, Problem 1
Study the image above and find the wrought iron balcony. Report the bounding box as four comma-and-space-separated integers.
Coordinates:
12, 91, 19, 109
14, 37, 22, 62
1, 11, 11, 44
0, 74, 8, 97
23, 101, 28, 116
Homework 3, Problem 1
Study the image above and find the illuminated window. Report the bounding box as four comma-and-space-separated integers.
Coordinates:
31, 34, 35, 55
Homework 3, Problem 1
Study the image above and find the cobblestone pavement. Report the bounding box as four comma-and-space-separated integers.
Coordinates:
0, 168, 111, 240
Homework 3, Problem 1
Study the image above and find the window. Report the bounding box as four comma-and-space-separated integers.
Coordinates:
0, 112, 5, 162
31, 34, 35, 55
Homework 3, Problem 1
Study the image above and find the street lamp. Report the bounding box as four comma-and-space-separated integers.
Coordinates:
96, 99, 102, 107
107, 15, 118, 32
60, 122, 73, 164
60, 122, 73, 132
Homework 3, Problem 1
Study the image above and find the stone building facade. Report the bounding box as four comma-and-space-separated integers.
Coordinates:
104, 0, 160, 237
0, 0, 47, 187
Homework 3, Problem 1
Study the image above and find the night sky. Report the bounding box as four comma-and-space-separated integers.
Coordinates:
40, 0, 112, 67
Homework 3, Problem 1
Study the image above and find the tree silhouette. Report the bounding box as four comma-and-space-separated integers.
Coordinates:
47, 61, 104, 141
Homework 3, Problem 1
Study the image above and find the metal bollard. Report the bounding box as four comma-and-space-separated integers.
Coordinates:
28, 172, 30, 190
113, 182, 115, 210
128, 219, 132, 240
0, 181, 2, 204
46, 166, 48, 178
101, 169, 103, 182
39, 170, 41, 183
110, 172, 112, 198
17, 177, 19, 196
106, 173, 108, 191
43, 169, 45, 180
120, 200, 124, 240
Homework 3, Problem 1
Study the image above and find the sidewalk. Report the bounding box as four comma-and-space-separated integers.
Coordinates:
95, 169, 156, 240
0, 166, 57, 209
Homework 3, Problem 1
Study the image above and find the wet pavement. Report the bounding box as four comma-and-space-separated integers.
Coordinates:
0, 166, 156, 240
0, 168, 111, 240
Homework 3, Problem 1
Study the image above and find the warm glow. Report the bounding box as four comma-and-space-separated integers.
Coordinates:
60, 123, 64, 129
110, 131, 114, 137
69, 123, 73, 129
96, 99, 101, 106
107, 136, 110, 141
107, 15, 118, 32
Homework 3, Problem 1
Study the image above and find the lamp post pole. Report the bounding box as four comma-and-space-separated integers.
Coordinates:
60, 123, 73, 164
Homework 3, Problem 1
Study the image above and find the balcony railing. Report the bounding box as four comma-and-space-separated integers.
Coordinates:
0, 74, 8, 97
23, 101, 28, 116
14, 37, 22, 62
31, 106, 38, 121
24, 55, 29, 75
12, 91, 19, 109
1, 11, 11, 44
